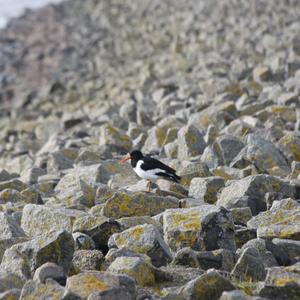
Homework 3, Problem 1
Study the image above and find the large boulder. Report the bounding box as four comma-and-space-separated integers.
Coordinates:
217, 175, 295, 215
72, 215, 121, 250
180, 269, 235, 300
66, 271, 136, 299
101, 192, 179, 218
21, 204, 86, 237
163, 205, 236, 252
107, 256, 156, 286
0, 230, 74, 280
108, 224, 172, 267
177, 125, 206, 160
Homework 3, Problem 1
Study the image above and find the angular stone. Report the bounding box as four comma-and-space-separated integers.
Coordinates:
248, 207, 300, 240
189, 177, 225, 204
272, 238, 300, 263
0, 230, 74, 280
178, 162, 212, 187
234, 228, 257, 249
217, 175, 295, 215
0, 212, 26, 239
259, 266, 300, 300
21, 204, 86, 238
33, 262, 66, 285
71, 250, 104, 273
104, 248, 151, 269
73, 232, 96, 250
201, 144, 224, 169
216, 135, 245, 165
230, 207, 252, 225
19, 280, 65, 300
231, 247, 267, 281
163, 205, 235, 252
177, 125, 206, 160
117, 216, 159, 230
173, 247, 236, 272
241, 238, 280, 266
181, 269, 235, 300
99, 124, 132, 152
232, 134, 290, 173
0, 188, 21, 203
0, 288, 21, 300
108, 224, 172, 267
73, 215, 121, 250
66, 271, 136, 299
101, 192, 179, 218
0, 179, 28, 192
277, 133, 300, 163
47, 151, 74, 174
20, 167, 46, 185
0, 273, 24, 293
0, 237, 28, 262
253, 66, 273, 82
220, 290, 266, 300
107, 256, 156, 286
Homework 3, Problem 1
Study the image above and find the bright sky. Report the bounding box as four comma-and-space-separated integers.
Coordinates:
0, 0, 63, 28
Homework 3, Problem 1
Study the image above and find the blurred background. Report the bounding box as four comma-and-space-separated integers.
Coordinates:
0, 0, 62, 27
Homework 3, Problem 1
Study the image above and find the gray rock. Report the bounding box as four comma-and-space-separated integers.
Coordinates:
173, 247, 236, 272
231, 247, 267, 281
107, 256, 156, 286
220, 290, 267, 300
101, 191, 179, 218
71, 250, 104, 273
0, 230, 74, 280
99, 124, 132, 152
201, 144, 224, 169
66, 271, 136, 299
216, 135, 245, 165
177, 125, 206, 160
0, 273, 24, 293
73, 215, 121, 250
108, 224, 172, 267
189, 176, 225, 204
0, 288, 21, 300
230, 207, 252, 225
47, 151, 74, 174
72, 232, 96, 250
20, 167, 46, 185
33, 262, 66, 285
179, 162, 212, 187
258, 266, 300, 300
231, 134, 290, 174
272, 238, 300, 264
21, 204, 86, 238
0, 212, 26, 239
217, 175, 295, 215
163, 205, 236, 252
20, 280, 65, 300
181, 269, 235, 300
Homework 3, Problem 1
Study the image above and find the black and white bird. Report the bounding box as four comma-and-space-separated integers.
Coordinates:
119, 150, 181, 192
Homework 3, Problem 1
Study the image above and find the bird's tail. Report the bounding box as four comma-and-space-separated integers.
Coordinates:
157, 172, 181, 183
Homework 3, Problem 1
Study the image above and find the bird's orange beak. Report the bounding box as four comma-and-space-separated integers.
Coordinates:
119, 155, 132, 164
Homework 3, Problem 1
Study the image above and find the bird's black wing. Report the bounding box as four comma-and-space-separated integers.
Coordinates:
140, 156, 177, 174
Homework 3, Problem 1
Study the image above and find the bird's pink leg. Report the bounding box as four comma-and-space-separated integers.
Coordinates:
146, 180, 151, 193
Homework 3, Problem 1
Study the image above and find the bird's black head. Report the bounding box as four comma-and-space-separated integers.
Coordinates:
119, 150, 143, 167
130, 150, 143, 161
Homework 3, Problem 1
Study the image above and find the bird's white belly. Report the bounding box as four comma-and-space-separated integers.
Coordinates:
133, 160, 160, 182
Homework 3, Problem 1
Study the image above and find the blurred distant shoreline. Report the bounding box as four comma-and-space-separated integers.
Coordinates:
0, 0, 62, 28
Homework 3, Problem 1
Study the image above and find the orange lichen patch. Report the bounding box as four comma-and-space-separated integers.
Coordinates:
67, 274, 109, 298
169, 212, 201, 230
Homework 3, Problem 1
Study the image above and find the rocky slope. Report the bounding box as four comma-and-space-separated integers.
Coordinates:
0, 0, 300, 299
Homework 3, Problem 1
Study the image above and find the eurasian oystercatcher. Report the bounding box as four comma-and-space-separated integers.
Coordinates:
119, 150, 181, 192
